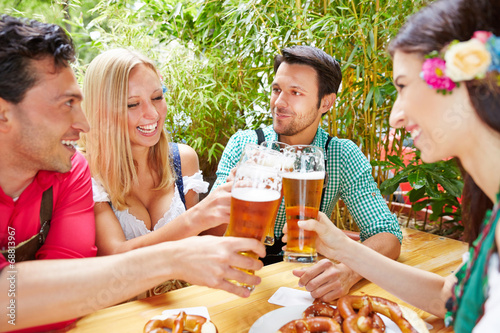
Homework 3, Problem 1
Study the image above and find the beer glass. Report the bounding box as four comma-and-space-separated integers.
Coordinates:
225, 153, 282, 291
282, 145, 325, 263
259, 141, 290, 246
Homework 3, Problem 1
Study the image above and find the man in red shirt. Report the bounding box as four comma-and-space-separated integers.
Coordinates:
0, 15, 265, 332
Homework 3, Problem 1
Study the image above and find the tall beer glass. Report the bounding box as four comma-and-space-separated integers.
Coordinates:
282, 145, 325, 263
225, 155, 282, 291
259, 141, 290, 246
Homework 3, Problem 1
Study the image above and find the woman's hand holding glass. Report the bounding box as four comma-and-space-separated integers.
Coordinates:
282, 212, 352, 261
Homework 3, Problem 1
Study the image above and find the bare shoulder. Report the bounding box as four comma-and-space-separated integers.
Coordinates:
177, 143, 200, 175
94, 201, 115, 218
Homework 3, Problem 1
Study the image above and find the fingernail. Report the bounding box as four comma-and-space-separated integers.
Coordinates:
298, 282, 304, 287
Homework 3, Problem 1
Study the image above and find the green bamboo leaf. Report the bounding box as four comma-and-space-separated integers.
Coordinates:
364, 86, 375, 112
172, 2, 182, 17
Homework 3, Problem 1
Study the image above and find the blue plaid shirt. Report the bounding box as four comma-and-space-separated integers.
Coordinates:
212, 125, 402, 242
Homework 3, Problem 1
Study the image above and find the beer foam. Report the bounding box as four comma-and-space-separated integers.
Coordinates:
236, 164, 277, 178
232, 188, 281, 202
283, 171, 325, 180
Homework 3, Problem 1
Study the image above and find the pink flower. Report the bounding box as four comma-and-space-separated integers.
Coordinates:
421, 57, 456, 91
472, 31, 493, 44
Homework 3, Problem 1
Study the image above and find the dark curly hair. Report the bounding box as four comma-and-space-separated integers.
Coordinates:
0, 15, 75, 104
274, 45, 342, 108
388, 0, 500, 245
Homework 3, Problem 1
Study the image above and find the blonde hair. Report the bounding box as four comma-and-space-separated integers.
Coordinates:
80, 48, 174, 210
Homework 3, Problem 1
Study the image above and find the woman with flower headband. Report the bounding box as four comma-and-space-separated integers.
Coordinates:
285, 0, 500, 331
80, 49, 232, 296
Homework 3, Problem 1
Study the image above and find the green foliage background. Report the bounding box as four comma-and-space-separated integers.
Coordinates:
1, 0, 429, 173
2, 0, 463, 234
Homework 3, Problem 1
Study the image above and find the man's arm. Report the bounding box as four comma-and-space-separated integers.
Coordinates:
338, 140, 403, 243
0, 236, 266, 331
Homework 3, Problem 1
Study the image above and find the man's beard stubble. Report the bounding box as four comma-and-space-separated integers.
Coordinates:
272, 106, 320, 137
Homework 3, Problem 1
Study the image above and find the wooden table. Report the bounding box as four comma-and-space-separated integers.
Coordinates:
69, 228, 468, 332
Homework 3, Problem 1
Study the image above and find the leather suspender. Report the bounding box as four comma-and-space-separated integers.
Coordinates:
1, 186, 53, 262
256, 128, 266, 145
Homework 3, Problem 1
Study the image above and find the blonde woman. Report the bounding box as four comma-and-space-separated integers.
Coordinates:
80, 49, 230, 292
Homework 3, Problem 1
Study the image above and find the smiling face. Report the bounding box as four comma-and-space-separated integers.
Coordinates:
9, 57, 89, 173
127, 64, 167, 151
270, 62, 328, 142
390, 50, 477, 163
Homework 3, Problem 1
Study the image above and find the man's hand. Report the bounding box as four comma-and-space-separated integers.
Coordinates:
293, 259, 361, 302
172, 236, 266, 298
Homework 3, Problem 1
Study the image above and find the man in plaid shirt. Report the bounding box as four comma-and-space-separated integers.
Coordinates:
212, 45, 402, 302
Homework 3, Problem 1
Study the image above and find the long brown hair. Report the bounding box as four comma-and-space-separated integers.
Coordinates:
388, 0, 500, 244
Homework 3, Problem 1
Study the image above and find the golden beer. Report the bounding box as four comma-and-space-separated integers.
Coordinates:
240, 141, 289, 246
263, 190, 283, 246
225, 187, 281, 290
226, 187, 281, 240
283, 171, 324, 262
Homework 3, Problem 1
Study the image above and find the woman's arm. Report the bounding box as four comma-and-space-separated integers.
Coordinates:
295, 212, 454, 317
95, 143, 231, 255
95, 180, 233, 255
177, 143, 201, 209
178, 143, 228, 236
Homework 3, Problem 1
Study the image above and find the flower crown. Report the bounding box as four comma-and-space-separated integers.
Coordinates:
420, 31, 500, 94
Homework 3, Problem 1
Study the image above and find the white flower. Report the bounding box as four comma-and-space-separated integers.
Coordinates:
444, 39, 491, 81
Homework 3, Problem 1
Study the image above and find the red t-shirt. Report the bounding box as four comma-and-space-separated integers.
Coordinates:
1, 152, 97, 332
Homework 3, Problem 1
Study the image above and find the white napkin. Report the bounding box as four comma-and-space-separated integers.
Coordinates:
151, 306, 211, 320
268, 287, 315, 307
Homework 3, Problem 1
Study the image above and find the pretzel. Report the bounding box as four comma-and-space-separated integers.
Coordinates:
303, 303, 343, 325
144, 311, 218, 333
277, 316, 343, 333
338, 295, 418, 333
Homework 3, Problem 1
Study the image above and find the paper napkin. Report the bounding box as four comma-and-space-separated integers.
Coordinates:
268, 287, 315, 307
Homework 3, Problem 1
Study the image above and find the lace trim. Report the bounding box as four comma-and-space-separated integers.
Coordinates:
92, 173, 209, 240
183, 171, 209, 194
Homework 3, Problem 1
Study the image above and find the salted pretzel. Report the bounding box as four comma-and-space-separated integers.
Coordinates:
340, 298, 385, 333
277, 316, 342, 333
338, 295, 418, 333
303, 303, 343, 325
144, 311, 217, 333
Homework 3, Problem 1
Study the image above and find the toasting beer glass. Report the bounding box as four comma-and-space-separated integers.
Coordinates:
225, 148, 283, 291
282, 145, 325, 263
259, 141, 290, 246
